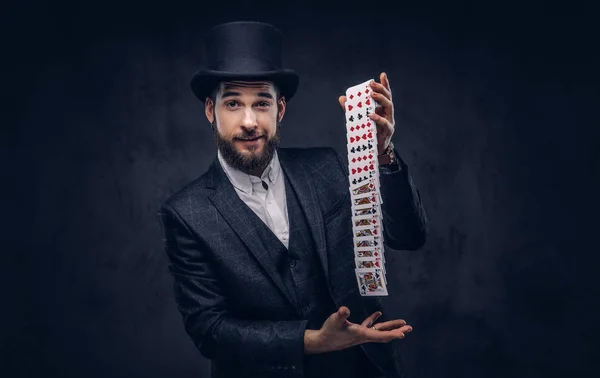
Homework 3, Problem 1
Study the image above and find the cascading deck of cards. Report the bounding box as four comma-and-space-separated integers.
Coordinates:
345, 79, 388, 296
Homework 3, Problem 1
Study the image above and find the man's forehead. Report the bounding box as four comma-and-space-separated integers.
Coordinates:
219, 80, 275, 92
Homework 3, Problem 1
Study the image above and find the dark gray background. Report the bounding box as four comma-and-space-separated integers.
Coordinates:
2, 0, 599, 377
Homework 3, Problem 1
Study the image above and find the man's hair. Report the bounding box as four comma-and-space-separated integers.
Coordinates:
208, 81, 282, 103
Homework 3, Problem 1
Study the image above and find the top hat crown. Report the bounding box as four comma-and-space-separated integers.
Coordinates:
190, 21, 299, 102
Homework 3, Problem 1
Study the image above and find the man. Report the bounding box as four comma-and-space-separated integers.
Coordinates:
158, 21, 428, 378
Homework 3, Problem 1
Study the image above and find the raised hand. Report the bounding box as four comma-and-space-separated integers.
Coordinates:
304, 306, 412, 354
338, 72, 396, 155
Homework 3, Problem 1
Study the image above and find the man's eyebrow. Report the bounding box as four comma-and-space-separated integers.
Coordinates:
220, 91, 274, 100
221, 91, 240, 99
257, 92, 274, 99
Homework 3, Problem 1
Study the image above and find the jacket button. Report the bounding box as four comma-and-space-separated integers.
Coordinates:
289, 258, 297, 267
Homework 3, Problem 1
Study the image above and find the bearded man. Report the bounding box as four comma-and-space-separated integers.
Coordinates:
158, 21, 428, 378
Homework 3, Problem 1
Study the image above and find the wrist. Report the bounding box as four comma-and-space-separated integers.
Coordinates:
303, 329, 323, 354
378, 141, 395, 166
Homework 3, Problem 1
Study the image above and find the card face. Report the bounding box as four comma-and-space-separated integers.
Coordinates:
348, 168, 378, 183
354, 249, 381, 258
346, 120, 375, 134
349, 178, 378, 195
352, 214, 378, 227
352, 203, 379, 216
354, 247, 386, 267
347, 142, 376, 156
353, 235, 381, 248
350, 192, 378, 207
355, 256, 383, 269
353, 227, 379, 238
349, 172, 379, 186
355, 268, 388, 296
352, 196, 381, 210
347, 132, 376, 147
349, 161, 378, 180
347, 152, 376, 166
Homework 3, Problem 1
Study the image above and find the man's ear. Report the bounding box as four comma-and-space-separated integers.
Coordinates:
277, 96, 286, 122
205, 97, 215, 124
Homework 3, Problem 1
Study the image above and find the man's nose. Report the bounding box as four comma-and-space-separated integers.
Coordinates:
241, 108, 258, 129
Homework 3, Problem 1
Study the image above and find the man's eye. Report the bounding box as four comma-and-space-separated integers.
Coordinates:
225, 101, 238, 108
258, 101, 270, 107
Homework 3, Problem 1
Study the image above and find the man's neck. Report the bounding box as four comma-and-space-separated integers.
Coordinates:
246, 167, 266, 178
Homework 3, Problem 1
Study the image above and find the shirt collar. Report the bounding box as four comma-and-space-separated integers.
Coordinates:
217, 149, 282, 194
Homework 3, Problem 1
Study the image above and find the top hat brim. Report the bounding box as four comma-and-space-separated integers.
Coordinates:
190, 69, 299, 103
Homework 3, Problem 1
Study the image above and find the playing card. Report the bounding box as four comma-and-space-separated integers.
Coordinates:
353, 219, 381, 232
353, 235, 381, 248
346, 79, 373, 105
349, 177, 378, 195
347, 152, 377, 166
345, 96, 375, 114
352, 214, 379, 228
350, 192, 378, 207
352, 203, 379, 216
346, 120, 375, 135
356, 256, 387, 285
345, 79, 375, 106
347, 141, 377, 156
354, 247, 382, 258
355, 256, 384, 269
347, 130, 376, 145
348, 167, 378, 183
355, 267, 388, 296
346, 111, 376, 129
353, 227, 380, 238
345, 82, 379, 116
351, 189, 380, 207
354, 246, 386, 264
349, 171, 379, 186
348, 159, 378, 176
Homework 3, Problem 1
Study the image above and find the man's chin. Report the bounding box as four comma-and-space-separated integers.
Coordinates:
216, 132, 278, 174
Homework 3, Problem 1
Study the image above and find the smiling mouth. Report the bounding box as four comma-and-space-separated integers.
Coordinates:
236, 135, 263, 141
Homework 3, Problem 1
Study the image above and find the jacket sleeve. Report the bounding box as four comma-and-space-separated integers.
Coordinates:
332, 147, 428, 251
378, 148, 428, 250
158, 202, 308, 375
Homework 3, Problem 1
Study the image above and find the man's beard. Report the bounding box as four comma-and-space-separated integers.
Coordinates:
214, 121, 281, 175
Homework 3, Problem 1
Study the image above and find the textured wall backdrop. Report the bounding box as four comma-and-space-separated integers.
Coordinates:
3, 1, 598, 377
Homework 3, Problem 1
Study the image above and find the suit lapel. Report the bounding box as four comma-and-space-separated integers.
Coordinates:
278, 149, 330, 286
206, 158, 297, 309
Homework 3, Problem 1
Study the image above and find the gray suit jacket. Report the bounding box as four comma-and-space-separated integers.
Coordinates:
158, 147, 428, 378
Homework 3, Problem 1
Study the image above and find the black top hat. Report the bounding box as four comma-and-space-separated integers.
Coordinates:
190, 21, 299, 102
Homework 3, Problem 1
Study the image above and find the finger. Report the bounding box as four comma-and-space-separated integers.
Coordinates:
365, 327, 408, 343
370, 91, 392, 109
371, 324, 412, 334
381, 72, 391, 93
368, 112, 393, 130
338, 95, 347, 111
372, 319, 408, 331
369, 80, 392, 101
361, 311, 382, 327
333, 306, 351, 326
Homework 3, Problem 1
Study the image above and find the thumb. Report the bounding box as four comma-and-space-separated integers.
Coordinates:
338, 95, 347, 111
334, 306, 351, 326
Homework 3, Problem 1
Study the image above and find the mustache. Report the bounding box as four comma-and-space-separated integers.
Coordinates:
233, 130, 265, 140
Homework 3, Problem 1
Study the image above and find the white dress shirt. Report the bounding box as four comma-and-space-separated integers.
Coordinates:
218, 150, 290, 249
